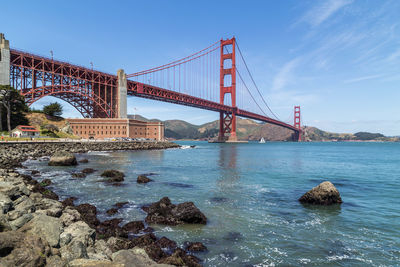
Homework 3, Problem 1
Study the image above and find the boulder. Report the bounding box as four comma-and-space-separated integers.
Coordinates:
60, 239, 88, 262
18, 213, 63, 247
82, 168, 96, 174
145, 197, 207, 226
48, 151, 77, 166
72, 172, 87, 178
0, 214, 12, 231
112, 248, 165, 267
106, 208, 118, 215
96, 218, 125, 239
137, 175, 153, 184
121, 220, 145, 234
106, 237, 134, 252
31, 170, 40, 175
158, 248, 201, 267
46, 255, 67, 267
100, 170, 125, 183
0, 193, 12, 214
62, 196, 77, 207
74, 203, 100, 228
299, 181, 342, 205
9, 213, 33, 230
60, 207, 82, 227
60, 221, 96, 247
0, 181, 20, 200
68, 258, 122, 267
79, 159, 89, 163
0, 231, 51, 266
156, 237, 177, 251
114, 202, 129, 209
184, 241, 207, 252
41, 178, 52, 186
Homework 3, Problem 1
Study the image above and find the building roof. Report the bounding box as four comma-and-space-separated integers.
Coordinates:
14, 125, 39, 132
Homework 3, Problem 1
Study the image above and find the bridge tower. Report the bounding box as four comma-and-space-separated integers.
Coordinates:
294, 106, 301, 141
218, 37, 237, 142
0, 33, 10, 85
117, 69, 127, 118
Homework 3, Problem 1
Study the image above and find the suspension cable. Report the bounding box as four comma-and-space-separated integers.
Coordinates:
235, 40, 281, 121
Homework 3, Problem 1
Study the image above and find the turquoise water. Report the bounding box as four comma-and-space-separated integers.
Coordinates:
21, 142, 400, 266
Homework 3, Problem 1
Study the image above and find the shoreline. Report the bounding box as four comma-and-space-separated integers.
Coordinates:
0, 141, 206, 267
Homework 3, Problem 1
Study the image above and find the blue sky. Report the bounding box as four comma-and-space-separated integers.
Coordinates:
3, 0, 400, 135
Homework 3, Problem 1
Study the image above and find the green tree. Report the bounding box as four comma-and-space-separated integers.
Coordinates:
43, 102, 63, 117
0, 85, 29, 132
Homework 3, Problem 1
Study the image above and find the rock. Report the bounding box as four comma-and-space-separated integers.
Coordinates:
0, 214, 12, 231
14, 196, 36, 214
96, 218, 125, 239
106, 237, 134, 252
131, 233, 157, 248
114, 202, 129, 209
60, 221, 96, 247
100, 170, 125, 183
68, 258, 122, 267
92, 239, 113, 259
31, 170, 40, 175
75, 203, 100, 228
41, 178, 52, 186
48, 151, 78, 166
9, 213, 33, 230
137, 175, 153, 184
18, 213, 63, 247
299, 181, 343, 205
106, 208, 118, 215
71, 172, 86, 178
60, 240, 88, 262
46, 255, 67, 267
156, 237, 177, 251
72, 172, 86, 178
158, 248, 201, 267
0, 231, 51, 267
32, 183, 59, 200
36, 197, 63, 211
60, 207, 81, 226
82, 168, 96, 174
145, 197, 207, 226
184, 241, 207, 252
121, 220, 145, 234
144, 243, 167, 262
62, 196, 77, 207
79, 159, 89, 163
0, 193, 12, 214
0, 181, 20, 200
112, 248, 165, 267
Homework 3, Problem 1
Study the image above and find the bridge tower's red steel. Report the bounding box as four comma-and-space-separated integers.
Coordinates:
294, 106, 301, 141
219, 37, 237, 142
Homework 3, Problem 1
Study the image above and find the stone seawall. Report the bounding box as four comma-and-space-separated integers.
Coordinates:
0, 141, 180, 169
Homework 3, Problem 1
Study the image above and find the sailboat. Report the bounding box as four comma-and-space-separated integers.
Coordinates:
259, 137, 266, 143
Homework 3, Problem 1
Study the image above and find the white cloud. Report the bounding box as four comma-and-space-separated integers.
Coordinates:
271, 58, 301, 91
386, 48, 400, 62
300, 0, 353, 27
344, 74, 385, 83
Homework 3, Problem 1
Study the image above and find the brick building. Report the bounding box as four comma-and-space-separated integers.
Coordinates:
67, 118, 164, 140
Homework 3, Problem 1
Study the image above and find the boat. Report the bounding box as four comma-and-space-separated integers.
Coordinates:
259, 137, 266, 143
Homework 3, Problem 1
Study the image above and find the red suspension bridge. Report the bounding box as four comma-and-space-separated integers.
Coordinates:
2, 34, 302, 141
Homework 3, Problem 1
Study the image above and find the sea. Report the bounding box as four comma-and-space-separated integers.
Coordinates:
19, 141, 400, 266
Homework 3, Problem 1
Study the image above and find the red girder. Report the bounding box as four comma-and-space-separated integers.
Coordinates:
10, 49, 117, 118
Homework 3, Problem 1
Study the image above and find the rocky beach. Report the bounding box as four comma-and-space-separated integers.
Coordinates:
0, 141, 209, 267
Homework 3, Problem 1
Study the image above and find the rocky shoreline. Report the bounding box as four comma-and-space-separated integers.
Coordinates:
0, 141, 209, 267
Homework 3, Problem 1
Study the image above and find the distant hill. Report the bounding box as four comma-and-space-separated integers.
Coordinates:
302, 126, 398, 142
131, 114, 399, 142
